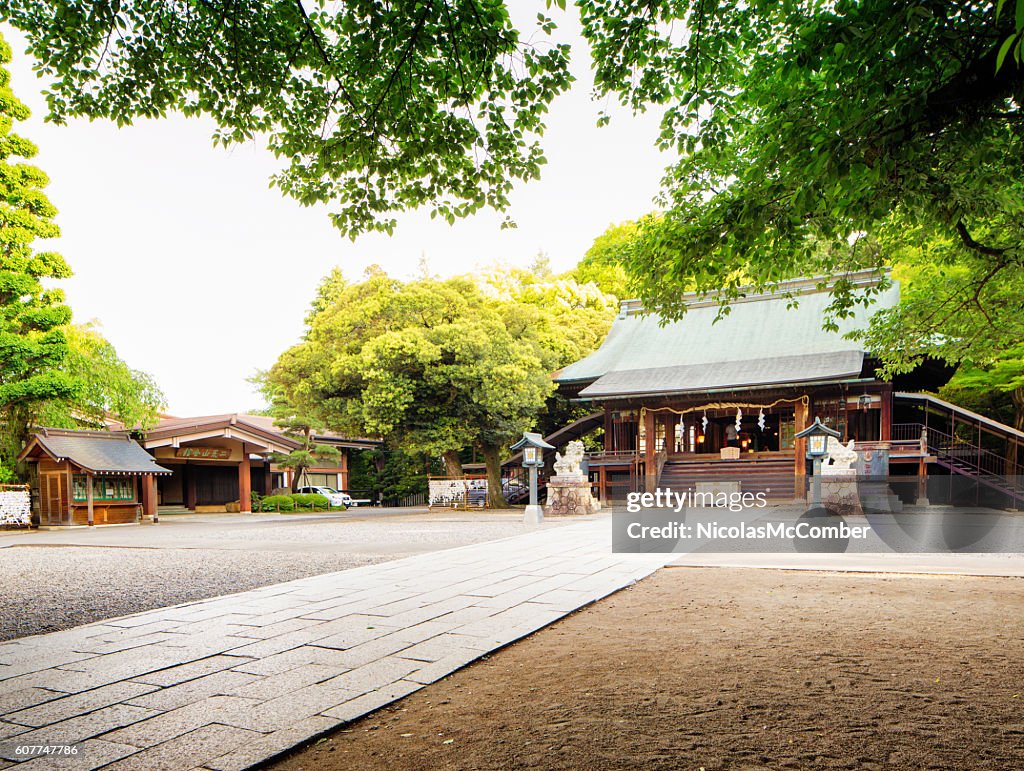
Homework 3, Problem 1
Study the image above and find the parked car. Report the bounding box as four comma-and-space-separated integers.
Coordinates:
295, 486, 355, 508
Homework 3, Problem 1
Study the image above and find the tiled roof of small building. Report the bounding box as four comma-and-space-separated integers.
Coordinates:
24, 430, 172, 475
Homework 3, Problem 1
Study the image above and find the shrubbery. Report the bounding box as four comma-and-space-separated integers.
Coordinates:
261, 495, 294, 512
260, 493, 340, 512
292, 493, 331, 510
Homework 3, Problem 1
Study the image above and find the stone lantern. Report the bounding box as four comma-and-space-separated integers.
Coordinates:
795, 417, 842, 505
510, 431, 554, 524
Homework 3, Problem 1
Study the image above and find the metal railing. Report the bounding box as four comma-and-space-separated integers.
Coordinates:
894, 421, 1024, 500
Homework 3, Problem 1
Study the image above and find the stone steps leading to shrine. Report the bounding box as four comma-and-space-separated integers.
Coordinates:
658, 459, 798, 500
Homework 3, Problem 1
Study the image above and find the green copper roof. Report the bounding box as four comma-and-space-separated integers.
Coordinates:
556, 273, 899, 395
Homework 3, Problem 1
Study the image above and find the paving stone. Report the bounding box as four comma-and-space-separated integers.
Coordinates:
101, 696, 259, 749
0, 688, 63, 718
309, 633, 417, 670
320, 679, 423, 722
0, 721, 28, 741
131, 656, 253, 688
4, 681, 158, 727
398, 636, 483, 664
126, 671, 260, 712
403, 649, 485, 685
102, 724, 260, 771
0, 705, 159, 758
204, 716, 340, 771
220, 630, 327, 659
222, 683, 359, 733
16, 738, 138, 770
319, 656, 421, 694
227, 618, 320, 640
223, 664, 340, 701
464, 574, 545, 598
72, 632, 183, 656
229, 646, 349, 677
0, 652, 98, 682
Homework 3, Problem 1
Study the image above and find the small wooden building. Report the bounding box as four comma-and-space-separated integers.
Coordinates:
18, 429, 171, 526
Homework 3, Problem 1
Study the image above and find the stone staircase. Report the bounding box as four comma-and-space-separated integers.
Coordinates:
657, 457, 797, 500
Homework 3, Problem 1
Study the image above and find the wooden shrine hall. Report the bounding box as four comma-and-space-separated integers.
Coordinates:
554, 270, 958, 501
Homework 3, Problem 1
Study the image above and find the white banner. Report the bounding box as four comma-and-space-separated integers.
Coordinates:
428, 478, 487, 509
0, 489, 31, 527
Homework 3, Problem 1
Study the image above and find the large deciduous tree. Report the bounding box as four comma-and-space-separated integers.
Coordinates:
1, 1, 572, 238
0, 34, 77, 480
578, 0, 1024, 327
265, 266, 616, 507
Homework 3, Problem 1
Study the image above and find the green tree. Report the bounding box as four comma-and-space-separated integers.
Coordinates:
572, 220, 639, 299
304, 266, 347, 326
2, 2, 572, 238
0, 34, 77, 480
940, 356, 1024, 432
35, 323, 166, 432
852, 220, 1024, 429
5, 3, 1023, 277
260, 383, 341, 491
576, 1, 1023, 326
266, 269, 596, 507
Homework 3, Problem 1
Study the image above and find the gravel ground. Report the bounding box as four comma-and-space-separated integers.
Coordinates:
0, 546, 386, 641
0, 513, 572, 641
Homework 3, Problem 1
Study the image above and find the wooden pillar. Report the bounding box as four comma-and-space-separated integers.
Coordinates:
880, 385, 892, 442
340, 450, 349, 490
184, 464, 197, 511
599, 465, 608, 504
141, 475, 157, 520
643, 408, 657, 493
604, 407, 612, 451
86, 472, 95, 527
264, 459, 274, 495
794, 399, 808, 499
238, 458, 252, 514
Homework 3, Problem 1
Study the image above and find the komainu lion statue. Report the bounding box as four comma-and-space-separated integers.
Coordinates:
824, 436, 858, 469
553, 440, 586, 478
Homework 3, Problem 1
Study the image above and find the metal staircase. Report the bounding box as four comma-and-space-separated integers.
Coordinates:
894, 392, 1024, 506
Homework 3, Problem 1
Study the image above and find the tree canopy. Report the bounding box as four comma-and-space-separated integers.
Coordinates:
4, 2, 1020, 260
577, 0, 1023, 320
264, 266, 616, 506
1, 1, 572, 238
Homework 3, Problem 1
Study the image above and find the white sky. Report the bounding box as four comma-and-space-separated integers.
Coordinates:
3, 10, 669, 416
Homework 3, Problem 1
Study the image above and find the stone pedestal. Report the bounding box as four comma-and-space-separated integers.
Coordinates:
523, 504, 544, 525
820, 467, 860, 516
544, 476, 600, 517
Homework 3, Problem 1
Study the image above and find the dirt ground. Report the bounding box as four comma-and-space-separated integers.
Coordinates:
271, 567, 1024, 771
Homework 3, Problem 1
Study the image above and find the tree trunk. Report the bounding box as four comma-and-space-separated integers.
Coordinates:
290, 467, 303, 492
480, 443, 508, 508
443, 449, 464, 477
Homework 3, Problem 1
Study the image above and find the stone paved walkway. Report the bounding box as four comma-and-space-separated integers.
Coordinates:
0, 519, 671, 770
